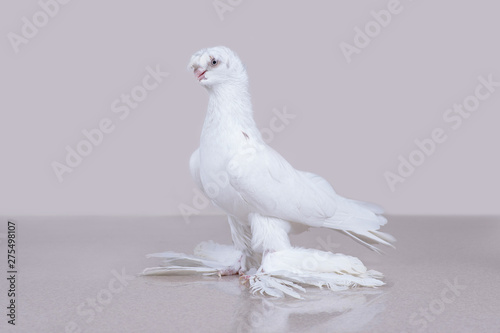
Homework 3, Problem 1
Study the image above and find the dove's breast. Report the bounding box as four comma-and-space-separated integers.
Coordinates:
198, 121, 257, 221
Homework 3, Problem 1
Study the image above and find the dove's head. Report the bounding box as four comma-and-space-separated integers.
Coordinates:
188, 46, 247, 88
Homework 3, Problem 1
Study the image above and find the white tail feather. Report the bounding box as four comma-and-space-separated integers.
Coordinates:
324, 198, 396, 252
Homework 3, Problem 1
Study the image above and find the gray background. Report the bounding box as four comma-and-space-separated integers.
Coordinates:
1, 0, 499, 216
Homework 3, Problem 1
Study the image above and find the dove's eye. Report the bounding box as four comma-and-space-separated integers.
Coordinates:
210, 59, 218, 67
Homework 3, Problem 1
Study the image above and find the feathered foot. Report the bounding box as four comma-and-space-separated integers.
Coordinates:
141, 240, 243, 277
244, 274, 306, 299
243, 248, 385, 299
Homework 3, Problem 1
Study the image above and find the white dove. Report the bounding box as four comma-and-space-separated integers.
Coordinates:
143, 46, 395, 298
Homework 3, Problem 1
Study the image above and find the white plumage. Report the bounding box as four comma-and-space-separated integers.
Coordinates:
143, 46, 395, 298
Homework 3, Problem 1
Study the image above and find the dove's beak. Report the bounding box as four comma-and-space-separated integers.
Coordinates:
194, 67, 207, 81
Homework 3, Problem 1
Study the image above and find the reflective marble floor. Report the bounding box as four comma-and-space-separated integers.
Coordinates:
0, 215, 498, 333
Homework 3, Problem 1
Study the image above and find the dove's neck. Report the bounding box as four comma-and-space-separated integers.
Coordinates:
204, 81, 259, 133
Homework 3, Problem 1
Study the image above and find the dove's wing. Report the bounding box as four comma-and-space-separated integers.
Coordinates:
228, 144, 336, 224
227, 143, 394, 251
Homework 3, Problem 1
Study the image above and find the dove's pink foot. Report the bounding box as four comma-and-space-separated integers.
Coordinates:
239, 274, 251, 282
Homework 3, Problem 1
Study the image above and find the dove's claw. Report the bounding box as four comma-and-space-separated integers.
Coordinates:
239, 274, 252, 284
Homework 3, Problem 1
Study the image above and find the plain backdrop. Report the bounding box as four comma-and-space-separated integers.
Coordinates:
1, 0, 499, 216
